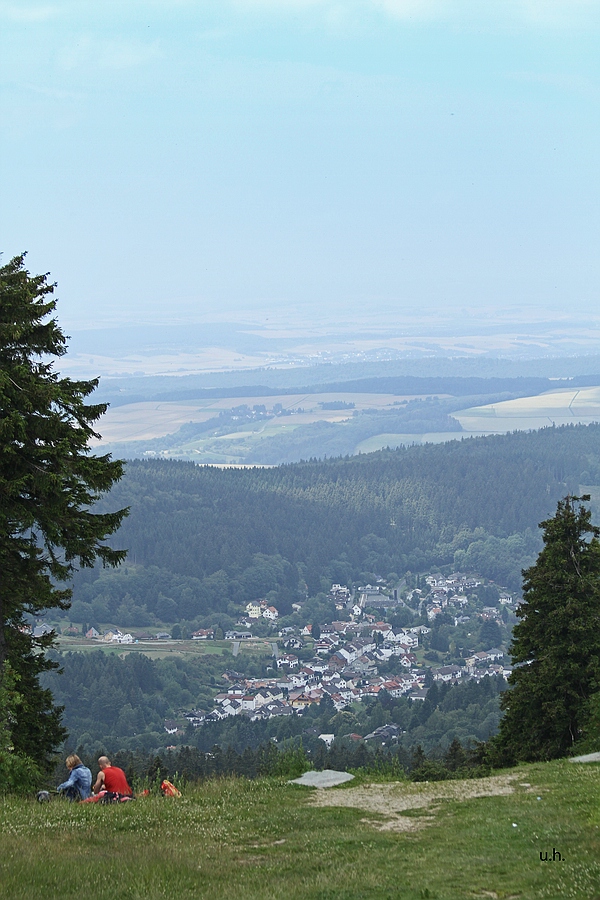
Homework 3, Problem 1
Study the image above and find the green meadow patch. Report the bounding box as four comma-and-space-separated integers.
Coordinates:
2, 760, 600, 899
54, 636, 272, 660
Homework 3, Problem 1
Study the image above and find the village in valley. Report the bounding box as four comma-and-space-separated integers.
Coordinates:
45, 569, 518, 740
180, 573, 515, 733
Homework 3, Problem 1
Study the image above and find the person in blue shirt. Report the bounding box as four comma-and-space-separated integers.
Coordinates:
57, 754, 92, 801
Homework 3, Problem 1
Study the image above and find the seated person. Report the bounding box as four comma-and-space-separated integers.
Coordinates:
92, 756, 133, 797
57, 754, 93, 801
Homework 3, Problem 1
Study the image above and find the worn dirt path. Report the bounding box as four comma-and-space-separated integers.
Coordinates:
310, 773, 532, 832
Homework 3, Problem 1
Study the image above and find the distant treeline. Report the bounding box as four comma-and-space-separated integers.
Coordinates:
94, 356, 600, 407
103, 375, 565, 406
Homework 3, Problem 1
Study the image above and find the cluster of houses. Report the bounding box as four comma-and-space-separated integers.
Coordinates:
410, 572, 478, 622
329, 583, 352, 610
244, 600, 279, 621
49, 568, 516, 744
24, 624, 136, 643
276, 620, 422, 673
91, 627, 135, 644
409, 572, 515, 624
82, 627, 173, 644
178, 664, 429, 732
170, 611, 511, 733
431, 650, 510, 683
169, 622, 431, 732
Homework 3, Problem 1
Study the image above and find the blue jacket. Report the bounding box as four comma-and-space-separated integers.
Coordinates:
57, 764, 93, 799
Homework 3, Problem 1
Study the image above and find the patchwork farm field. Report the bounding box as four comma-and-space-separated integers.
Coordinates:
92, 384, 600, 463
94, 392, 438, 444
360, 386, 600, 448
93, 391, 453, 462
2, 759, 600, 899
455, 385, 600, 435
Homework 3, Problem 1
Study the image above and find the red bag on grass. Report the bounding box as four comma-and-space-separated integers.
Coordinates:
160, 779, 181, 797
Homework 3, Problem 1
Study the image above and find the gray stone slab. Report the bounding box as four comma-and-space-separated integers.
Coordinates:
289, 769, 355, 788
569, 751, 600, 763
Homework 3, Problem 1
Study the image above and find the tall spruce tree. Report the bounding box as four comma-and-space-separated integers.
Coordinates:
492, 495, 600, 763
0, 254, 127, 769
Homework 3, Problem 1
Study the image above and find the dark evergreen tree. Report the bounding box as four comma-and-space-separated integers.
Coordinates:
0, 255, 127, 769
479, 619, 502, 648
443, 737, 467, 771
492, 495, 600, 763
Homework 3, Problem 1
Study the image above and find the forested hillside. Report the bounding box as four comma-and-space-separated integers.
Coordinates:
68, 424, 600, 630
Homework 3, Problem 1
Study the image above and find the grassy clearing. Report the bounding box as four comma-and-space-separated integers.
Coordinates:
54, 637, 273, 661
2, 759, 600, 898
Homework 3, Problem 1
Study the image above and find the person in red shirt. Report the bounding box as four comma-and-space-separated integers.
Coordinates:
92, 756, 133, 796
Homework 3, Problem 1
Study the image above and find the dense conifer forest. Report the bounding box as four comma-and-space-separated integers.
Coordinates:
69, 424, 600, 631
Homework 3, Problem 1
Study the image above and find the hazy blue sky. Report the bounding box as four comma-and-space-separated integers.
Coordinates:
1, 1, 599, 328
